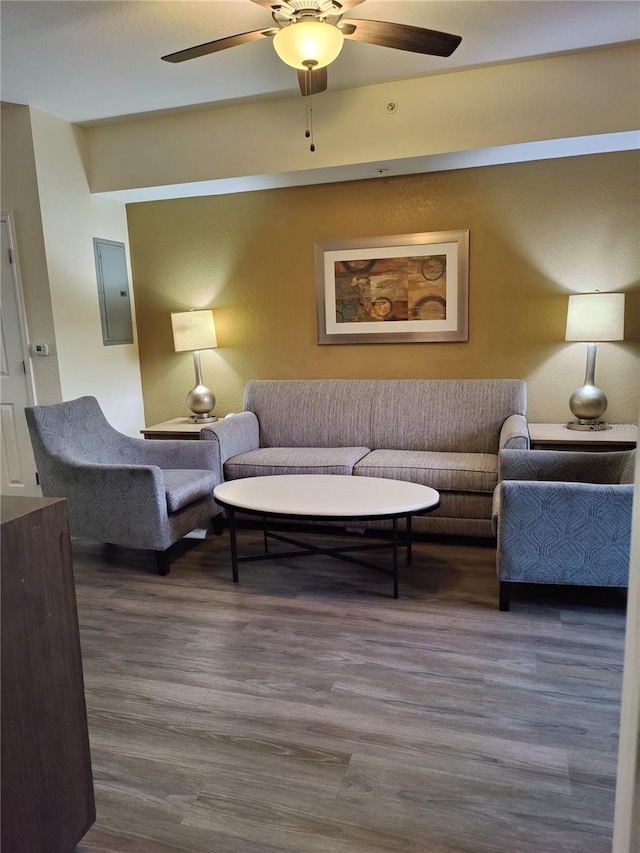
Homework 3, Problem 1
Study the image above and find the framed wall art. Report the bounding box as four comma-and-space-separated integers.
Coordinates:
315, 230, 469, 344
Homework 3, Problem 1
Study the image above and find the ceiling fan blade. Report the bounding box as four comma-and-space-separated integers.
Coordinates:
298, 66, 328, 96
343, 19, 461, 58
162, 28, 278, 63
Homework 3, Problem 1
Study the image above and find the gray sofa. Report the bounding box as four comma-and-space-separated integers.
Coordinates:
202, 379, 528, 537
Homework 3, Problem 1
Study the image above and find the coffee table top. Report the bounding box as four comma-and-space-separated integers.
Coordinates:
213, 474, 440, 520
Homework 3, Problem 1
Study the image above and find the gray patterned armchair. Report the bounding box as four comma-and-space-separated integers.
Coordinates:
493, 448, 635, 611
25, 396, 223, 574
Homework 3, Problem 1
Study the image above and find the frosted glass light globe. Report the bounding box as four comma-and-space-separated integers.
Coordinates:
273, 21, 344, 70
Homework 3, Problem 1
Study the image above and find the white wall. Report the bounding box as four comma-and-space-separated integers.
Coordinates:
28, 109, 144, 435
0, 105, 62, 405
86, 43, 640, 196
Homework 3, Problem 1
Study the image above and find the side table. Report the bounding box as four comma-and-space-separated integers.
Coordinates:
528, 423, 637, 452
140, 417, 219, 440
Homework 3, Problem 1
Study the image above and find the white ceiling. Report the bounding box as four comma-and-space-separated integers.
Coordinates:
2, 0, 640, 126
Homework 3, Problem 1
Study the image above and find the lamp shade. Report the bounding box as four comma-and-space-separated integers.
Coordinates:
171, 310, 217, 352
273, 21, 344, 70
565, 293, 625, 342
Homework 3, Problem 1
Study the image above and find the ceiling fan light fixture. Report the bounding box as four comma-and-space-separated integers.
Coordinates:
273, 20, 344, 70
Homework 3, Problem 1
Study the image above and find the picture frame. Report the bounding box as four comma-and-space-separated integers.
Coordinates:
315, 230, 469, 344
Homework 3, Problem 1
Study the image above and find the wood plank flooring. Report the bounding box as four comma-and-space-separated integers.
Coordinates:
72, 526, 627, 853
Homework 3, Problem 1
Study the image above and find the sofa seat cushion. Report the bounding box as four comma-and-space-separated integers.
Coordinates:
430, 491, 494, 520
224, 447, 371, 479
162, 469, 218, 513
354, 449, 498, 493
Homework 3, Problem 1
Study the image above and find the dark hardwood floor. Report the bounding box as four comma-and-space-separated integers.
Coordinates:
72, 526, 626, 853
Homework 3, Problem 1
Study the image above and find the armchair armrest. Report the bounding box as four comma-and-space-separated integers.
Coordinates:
499, 414, 529, 450
116, 436, 221, 471
47, 456, 171, 547
495, 479, 633, 583
498, 448, 634, 484
201, 412, 260, 466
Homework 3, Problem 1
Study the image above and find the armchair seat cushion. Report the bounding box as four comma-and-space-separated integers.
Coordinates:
162, 469, 218, 513
224, 446, 371, 479
354, 450, 498, 493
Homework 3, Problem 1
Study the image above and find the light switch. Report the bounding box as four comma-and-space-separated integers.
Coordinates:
30, 343, 50, 357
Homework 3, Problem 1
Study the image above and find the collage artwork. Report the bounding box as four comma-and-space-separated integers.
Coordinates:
334, 254, 447, 323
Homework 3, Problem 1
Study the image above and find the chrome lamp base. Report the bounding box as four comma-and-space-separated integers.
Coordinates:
185, 350, 217, 423
566, 419, 610, 432
188, 412, 218, 424
566, 343, 610, 432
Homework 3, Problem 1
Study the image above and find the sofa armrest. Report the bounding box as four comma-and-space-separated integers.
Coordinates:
200, 412, 260, 466
499, 414, 529, 450
499, 448, 634, 484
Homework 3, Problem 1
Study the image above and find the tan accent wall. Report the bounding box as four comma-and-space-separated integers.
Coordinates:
128, 151, 640, 428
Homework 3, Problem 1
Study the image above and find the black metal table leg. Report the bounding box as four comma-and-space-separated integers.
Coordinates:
227, 507, 239, 583
214, 498, 437, 599
392, 517, 399, 599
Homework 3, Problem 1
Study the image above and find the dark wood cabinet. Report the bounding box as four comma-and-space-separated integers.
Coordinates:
1, 497, 95, 853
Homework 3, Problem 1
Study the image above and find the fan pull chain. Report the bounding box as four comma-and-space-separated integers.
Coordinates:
303, 60, 316, 152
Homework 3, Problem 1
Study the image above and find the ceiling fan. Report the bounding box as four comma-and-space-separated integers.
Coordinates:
162, 0, 462, 98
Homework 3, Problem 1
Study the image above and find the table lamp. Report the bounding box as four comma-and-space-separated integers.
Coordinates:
564, 292, 625, 430
170, 309, 218, 423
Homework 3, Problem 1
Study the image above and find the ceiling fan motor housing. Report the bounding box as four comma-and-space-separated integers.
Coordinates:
271, 1, 345, 28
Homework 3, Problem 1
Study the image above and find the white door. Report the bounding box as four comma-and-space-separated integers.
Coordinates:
1, 215, 40, 497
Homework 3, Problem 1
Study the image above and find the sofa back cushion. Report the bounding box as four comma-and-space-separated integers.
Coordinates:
244, 379, 377, 448
372, 379, 526, 454
244, 379, 526, 454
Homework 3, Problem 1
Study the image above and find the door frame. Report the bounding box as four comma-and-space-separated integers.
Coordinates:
1, 211, 37, 407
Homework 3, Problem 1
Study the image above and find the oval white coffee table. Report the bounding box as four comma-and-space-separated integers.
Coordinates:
213, 474, 440, 598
